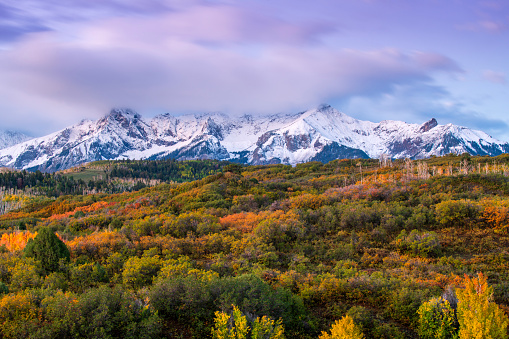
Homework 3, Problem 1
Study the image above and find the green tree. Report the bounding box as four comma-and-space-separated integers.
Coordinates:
251, 316, 285, 339
0, 281, 8, 294
418, 296, 459, 339
435, 200, 479, 229
456, 272, 508, 339
9, 259, 42, 291
123, 255, 162, 289
223, 164, 243, 175
24, 227, 70, 273
73, 285, 162, 338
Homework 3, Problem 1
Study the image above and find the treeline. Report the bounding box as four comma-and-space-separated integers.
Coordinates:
108, 158, 231, 182
0, 159, 232, 198
0, 170, 111, 197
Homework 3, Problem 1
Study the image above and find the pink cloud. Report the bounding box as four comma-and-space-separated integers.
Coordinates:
0, 3, 462, 134
483, 70, 507, 84
413, 52, 463, 72
457, 20, 507, 33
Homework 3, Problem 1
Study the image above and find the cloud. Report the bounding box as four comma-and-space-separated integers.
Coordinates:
0, 3, 50, 43
483, 70, 507, 84
337, 83, 509, 141
457, 20, 507, 33
0, 0, 205, 43
0, 2, 462, 136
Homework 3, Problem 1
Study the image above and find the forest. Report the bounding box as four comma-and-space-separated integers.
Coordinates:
0, 159, 229, 196
1, 153, 509, 338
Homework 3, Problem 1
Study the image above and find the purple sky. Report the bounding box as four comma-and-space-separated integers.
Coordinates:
0, 0, 508, 140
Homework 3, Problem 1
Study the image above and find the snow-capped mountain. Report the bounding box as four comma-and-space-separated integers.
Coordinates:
0, 131, 32, 150
0, 105, 508, 171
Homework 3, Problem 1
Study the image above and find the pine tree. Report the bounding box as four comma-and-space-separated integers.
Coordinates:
23, 227, 70, 273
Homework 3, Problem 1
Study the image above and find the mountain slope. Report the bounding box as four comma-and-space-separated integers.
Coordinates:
0, 130, 32, 150
0, 105, 508, 171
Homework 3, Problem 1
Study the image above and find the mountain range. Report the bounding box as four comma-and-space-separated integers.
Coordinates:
0, 104, 508, 172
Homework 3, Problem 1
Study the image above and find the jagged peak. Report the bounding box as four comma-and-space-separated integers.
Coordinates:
419, 118, 438, 133
107, 108, 141, 120
313, 104, 346, 119
317, 103, 332, 111
152, 112, 177, 122
1, 104, 508, 171
294, 104, 337, 120
194, 111, 229, 120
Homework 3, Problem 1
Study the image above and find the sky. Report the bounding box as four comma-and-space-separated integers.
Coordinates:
0, 0, 508, 140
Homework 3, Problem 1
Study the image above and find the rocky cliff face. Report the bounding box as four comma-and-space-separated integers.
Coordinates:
0, 105, 508, 171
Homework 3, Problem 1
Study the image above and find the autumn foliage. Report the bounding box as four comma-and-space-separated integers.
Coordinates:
0, 231, 37, 252
0, 155, 508, 338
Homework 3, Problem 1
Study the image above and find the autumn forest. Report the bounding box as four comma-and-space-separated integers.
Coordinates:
1, 154, 509, 338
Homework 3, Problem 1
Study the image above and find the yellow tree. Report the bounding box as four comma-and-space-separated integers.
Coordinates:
319, 315, 364, 339
211, 305, 284, 339
456, 273, 508, 339
211, 306, 251, 339
0, 231, 37, 252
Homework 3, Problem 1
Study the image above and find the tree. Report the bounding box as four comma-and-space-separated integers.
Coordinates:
23, 227, 70, 273
456, 273, 508, 339
417, 296, 458, 339
212, 306, 249, 339
0, 281, 8, 295
223, 164, 243, 175
211, 305, 285, 339
319, 315, 364, 339
122, 255, 162, 289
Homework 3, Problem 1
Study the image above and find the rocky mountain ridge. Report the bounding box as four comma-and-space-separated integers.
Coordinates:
0, 105, 508, 171
0, 130, 32, 150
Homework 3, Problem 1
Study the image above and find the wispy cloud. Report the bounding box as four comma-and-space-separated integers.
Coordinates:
482, 70, 507, 84
0, 0, 507, 140
339, 82, 509, 140
457, 20, 507, 33
0, 8, 461, 134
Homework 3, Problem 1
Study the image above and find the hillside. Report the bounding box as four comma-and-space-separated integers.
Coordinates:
1, 154, 509, 338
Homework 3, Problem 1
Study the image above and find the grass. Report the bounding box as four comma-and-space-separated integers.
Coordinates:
62, 168, 107, 182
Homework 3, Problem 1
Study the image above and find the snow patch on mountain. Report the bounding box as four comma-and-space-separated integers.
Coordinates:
0, 131, 32, 150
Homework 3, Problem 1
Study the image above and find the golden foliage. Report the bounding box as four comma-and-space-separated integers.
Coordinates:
456, 273, 509, 339
319, 315, 365, 339
0, 231, 37, 252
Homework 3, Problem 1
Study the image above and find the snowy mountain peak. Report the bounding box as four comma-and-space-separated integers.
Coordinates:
105, 108, 142, 122
0, 105, 508, 171
0, 130, 32, 150
317, 103, 332, 111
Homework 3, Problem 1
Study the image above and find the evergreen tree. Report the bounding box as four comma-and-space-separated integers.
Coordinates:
24, 227, 70, 273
